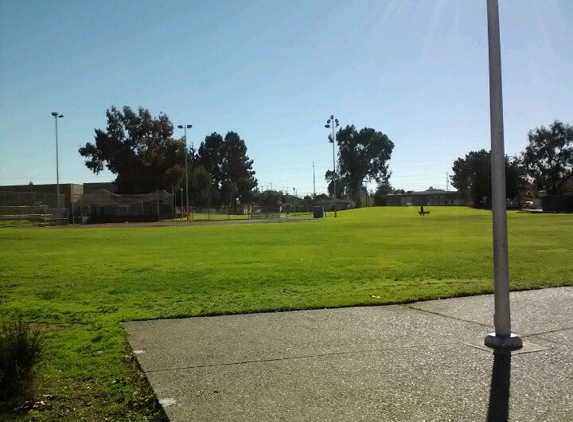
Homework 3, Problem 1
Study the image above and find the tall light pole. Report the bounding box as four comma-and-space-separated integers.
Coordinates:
484, 0, 522, 350
51, 112, 64, 209
177, 124, 192, 221
312, 161, 316, 198
325, 115, 339, 218
293, 188, 296, 216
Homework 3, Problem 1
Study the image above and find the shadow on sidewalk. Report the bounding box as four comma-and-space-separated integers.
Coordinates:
487, 351, 512, 422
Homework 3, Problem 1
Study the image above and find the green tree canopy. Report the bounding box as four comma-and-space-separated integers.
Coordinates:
189, 164, 212, 207
79, 106, 185, 193
372, 179, 394, 206
255, 189, 283, 208
324, 169, 344, 199
197, 133, 224, 192
450, 149, 526, 207
195, 131, 257, 208
522, 120, 573, 195
221, 131, 258, 209
334, 125, 394, 207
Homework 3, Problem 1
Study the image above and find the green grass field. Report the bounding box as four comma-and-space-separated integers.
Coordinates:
1, 206, 572, 420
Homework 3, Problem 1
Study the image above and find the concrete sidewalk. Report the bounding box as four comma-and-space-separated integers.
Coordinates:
125, 287, 572, 421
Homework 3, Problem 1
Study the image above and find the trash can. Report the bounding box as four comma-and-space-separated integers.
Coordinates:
313, 206, 324, 219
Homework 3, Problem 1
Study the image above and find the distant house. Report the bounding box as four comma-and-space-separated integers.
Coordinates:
540, 174, 573, 212
314, 198, 350, 211
558, 174, 573, 195
0, 183, 83, 210
381, 188, 466, 207
283, 194, 302, 209
83, 182, 118, 195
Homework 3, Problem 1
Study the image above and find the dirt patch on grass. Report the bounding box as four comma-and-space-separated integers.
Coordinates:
49, 218, 315, 229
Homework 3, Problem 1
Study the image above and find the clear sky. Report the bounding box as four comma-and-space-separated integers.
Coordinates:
1, 0, 571, 197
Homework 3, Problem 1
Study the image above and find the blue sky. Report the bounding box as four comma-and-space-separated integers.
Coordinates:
1, 0, 571, 197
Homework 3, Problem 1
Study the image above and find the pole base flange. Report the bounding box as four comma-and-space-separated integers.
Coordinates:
484, 333, 523, 350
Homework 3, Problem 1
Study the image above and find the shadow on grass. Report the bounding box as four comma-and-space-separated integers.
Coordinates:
0, 317, 45, 414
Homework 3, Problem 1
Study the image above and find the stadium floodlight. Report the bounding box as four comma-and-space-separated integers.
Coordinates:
325, 115, 340, 217
177, 124, 192, 221
52, 112, 64, 209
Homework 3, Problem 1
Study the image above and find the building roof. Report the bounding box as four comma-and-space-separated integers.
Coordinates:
387, 188, 460, 197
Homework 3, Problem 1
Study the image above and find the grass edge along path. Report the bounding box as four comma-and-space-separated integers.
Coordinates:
0, 207, 572, 420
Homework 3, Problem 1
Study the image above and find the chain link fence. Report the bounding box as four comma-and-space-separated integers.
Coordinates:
1, 190, 316, 226
75, 189, 174, 223
177, 206, 313, 222
0, 191, 68, 226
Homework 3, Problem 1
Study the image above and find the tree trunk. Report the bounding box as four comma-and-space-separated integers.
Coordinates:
353, 182, 362, 208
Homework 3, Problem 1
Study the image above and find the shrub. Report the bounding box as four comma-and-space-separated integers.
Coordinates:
0, 317, 45, 403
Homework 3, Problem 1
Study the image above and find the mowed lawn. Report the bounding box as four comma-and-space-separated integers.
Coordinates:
1, 207, 572, 420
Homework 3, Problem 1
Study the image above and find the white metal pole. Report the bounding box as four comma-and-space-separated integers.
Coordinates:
294, 188, 296, 216
52, 112, 63, 210
313, 161, 316, 198
325, 116, 339, 216
184, 126, 189, 221
286, 187, 289, 219
485, 0, 522, 350
332, 122, 337, 217
55, 116, 60, 209
178, 124, 192, 221
190, 141, 195, 221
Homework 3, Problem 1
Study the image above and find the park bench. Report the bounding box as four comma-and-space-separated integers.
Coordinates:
418, 210, 430, 216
